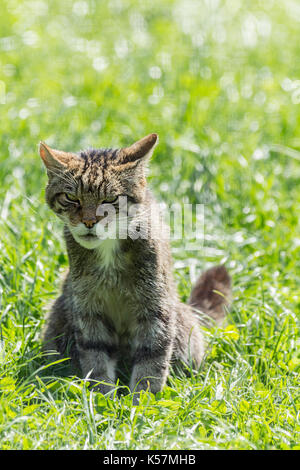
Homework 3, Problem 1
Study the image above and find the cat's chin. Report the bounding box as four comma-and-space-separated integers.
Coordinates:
70, 231, 120, 250
68, 222, 120, 250
72, 233, 104, 249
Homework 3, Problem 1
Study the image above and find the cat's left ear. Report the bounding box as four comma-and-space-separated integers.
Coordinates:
117, 133, 158, 167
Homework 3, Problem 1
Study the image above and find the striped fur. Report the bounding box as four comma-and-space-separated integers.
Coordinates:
39, 135, 231, 402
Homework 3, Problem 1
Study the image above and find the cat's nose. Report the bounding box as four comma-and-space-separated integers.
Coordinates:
83, 219, 96, 229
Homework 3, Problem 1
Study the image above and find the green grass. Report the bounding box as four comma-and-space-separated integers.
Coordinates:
0, 0, 299, 450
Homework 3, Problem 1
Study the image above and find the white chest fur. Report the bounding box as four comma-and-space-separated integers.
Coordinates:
96, 239, 137, 337
96, 238, 120, 270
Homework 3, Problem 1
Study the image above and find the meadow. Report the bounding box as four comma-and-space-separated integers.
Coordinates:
0, 0, 299, 450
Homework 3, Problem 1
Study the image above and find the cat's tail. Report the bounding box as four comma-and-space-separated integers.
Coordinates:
188, 265, 231, 327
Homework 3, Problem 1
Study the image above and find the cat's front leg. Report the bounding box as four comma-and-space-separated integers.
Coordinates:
129, 319, 173, 404
76, 333, 118, 394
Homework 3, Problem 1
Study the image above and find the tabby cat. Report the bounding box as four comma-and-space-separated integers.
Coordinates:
39, 133, 231, 402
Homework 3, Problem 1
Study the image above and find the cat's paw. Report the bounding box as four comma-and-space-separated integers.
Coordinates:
90, 380, 115, 396
132, 392, 141, 406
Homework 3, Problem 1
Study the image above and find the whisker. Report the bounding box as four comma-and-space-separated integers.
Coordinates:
47, 168, 78, 188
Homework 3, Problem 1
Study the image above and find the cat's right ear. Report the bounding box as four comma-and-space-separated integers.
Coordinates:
39, 142, 67, 171
39, 142, 79, 174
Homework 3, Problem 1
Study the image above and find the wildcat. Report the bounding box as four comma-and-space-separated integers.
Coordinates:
39, 133, 231, 402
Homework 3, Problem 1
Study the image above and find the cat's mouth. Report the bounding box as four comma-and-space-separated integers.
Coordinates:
80, 233, 98, 240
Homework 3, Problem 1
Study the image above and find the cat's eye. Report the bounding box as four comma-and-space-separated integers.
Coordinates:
65, 193, 80, 204
102, 196, 118, 204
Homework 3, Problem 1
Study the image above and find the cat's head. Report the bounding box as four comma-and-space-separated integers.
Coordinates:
39, 134, 158, 249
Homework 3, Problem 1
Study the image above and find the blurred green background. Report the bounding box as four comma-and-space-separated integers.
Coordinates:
0, 0, 299, 450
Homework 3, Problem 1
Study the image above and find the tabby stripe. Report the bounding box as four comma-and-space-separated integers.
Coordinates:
137, 310, 170, 327
133, 340, 171, 364
77, 338, 117, 356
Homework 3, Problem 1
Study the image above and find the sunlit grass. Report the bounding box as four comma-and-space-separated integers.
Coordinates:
0, 0, 299, 450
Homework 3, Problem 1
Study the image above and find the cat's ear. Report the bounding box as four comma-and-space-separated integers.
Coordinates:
39, 142, 78, 172
117, 133, 158, 167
